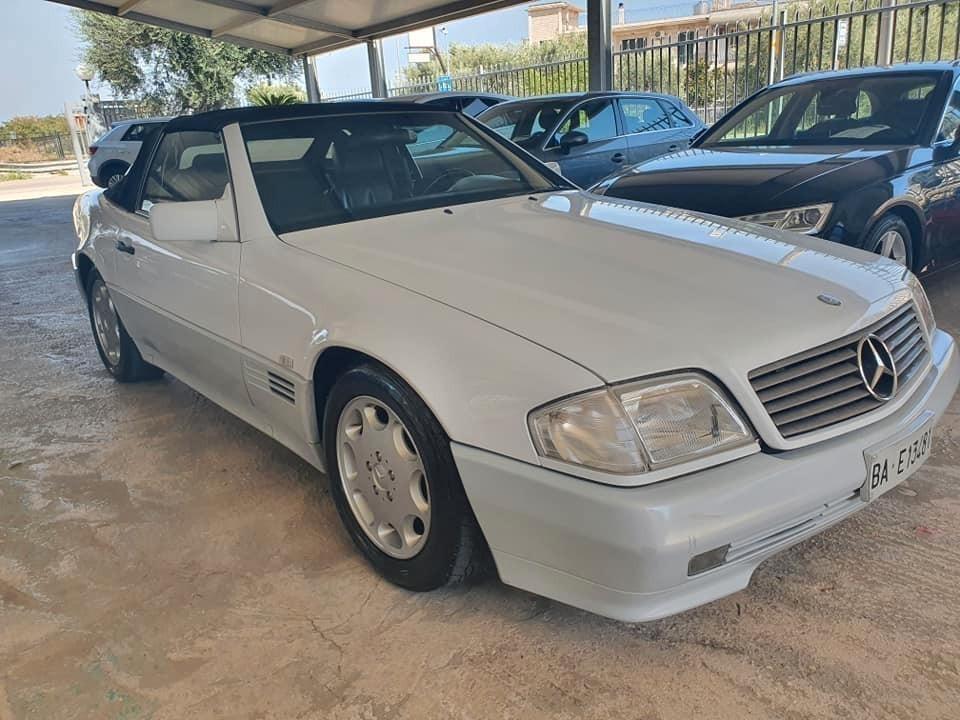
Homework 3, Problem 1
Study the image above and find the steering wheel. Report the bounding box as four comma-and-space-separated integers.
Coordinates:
422, 168, 476, 194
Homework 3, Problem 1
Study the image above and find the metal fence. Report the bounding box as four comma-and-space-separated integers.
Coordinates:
0, 133, 71, 162
323, 0, 960, 124
94, 99, 151, 126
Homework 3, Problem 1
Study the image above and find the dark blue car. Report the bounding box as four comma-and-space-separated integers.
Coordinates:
476, 91, 704, 187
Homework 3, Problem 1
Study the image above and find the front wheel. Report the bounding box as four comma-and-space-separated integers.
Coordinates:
86, 270, 163, 382
865, 214, 913, 268
323, 363, 487, 591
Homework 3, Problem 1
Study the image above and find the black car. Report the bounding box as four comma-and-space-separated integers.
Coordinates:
477, 92, 704, 187
594, 63, 960, 275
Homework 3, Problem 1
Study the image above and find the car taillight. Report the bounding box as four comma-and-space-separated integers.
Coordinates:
88, 146, 98, 156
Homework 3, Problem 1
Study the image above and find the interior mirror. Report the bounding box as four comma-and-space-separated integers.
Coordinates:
149, 184, 238, 243
559, 130, 589, 154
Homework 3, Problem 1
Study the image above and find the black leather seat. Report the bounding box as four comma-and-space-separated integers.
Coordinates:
334, 140, 415, 210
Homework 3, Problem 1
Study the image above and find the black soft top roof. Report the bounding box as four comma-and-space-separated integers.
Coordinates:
165, 101, 439, 132
104, 101, 450, 211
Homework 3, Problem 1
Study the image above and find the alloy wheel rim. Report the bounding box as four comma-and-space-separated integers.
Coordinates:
91, 279, 121, 366
107, 173, 124, 188
874, 230, 908, 265
336, 396, 431, 559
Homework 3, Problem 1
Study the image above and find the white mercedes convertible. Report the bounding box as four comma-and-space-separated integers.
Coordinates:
72, 103, 959, 622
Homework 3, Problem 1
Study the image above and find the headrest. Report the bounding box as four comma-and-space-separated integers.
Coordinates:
818, 89, 859, 117
539, 107, 561, 128
191, 152, 227, 175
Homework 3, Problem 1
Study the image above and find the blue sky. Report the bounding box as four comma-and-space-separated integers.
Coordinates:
1, 0, 706, 123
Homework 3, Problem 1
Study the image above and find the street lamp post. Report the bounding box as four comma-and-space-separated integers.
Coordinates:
74, 63, 96, 145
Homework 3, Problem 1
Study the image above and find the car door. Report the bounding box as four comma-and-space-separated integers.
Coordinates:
618, 96, 692, 166
926, 77, 960, 268
546, 98, 627, 186
110, 129, 247, 409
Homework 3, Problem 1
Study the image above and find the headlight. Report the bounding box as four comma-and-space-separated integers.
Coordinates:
529, 373, 754, 475
907, 273, 936, 336
738, 203, 833, 234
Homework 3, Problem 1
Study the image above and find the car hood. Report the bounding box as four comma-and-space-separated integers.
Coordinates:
282, 191, 907, 385
594, 146, 916, 216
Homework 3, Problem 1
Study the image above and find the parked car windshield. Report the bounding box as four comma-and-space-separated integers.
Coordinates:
701, 72, 942, 147
242, 111, 563, 234
477, 99, 575, 149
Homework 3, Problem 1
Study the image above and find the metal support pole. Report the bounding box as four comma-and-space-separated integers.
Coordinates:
302, 56, 321, 102
877, 0, 896, 65
587, 0, 612, 91
367, 39, 388, 98
768, 8, 786, 85
777, 10, 787, 82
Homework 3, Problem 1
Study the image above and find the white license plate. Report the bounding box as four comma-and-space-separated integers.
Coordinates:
862, 413, 935, 502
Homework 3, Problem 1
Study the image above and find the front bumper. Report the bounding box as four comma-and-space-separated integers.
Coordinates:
455, 329, 959, 622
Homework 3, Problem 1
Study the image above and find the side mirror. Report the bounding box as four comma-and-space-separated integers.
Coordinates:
559, 130, 589, 154
149, 184, 238, 243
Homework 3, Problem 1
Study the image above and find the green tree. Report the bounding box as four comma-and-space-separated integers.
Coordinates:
72, 10, 299, 114
247, 83, 306, 106
0, 115, 69, 138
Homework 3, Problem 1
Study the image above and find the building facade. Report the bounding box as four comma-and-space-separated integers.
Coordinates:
527, 1, 767, 53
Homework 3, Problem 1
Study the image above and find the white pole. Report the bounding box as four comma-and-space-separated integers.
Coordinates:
64, 103, 92, 187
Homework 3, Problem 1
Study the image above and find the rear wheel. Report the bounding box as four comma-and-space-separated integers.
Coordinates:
86, 270, 162, 382
99, 162, 128, 189
323, 363, 487, 590
865, 214, 912, 268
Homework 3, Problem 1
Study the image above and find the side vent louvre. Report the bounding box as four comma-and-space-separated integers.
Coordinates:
268, 371, 296, 404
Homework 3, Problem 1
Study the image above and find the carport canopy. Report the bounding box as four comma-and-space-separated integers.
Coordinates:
48, 0, 530, 57
46, 0, 616, 96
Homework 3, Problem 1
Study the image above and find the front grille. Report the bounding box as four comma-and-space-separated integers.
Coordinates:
749, 302, 929, 438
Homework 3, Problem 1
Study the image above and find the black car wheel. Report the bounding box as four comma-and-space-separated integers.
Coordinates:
86, 270, 163, 382
323, 362, 488, 591
865, 214, 912, 268
98, 162, 129, 189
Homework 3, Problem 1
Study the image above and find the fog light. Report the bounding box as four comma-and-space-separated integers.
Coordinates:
687, 544, 730, 576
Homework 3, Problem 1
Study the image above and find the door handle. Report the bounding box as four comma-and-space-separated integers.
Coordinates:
668, 144, 679, 151
115, 239, 135, 255
611, 152, 625, 163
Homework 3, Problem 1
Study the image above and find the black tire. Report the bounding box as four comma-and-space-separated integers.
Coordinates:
85, 269, 163, 382
864, 213, 914, 270
323, 362, 488, 591
98, 162, 129, 189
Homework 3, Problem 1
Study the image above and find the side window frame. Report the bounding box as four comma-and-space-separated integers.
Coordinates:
935, 76, 960, 146
617, 96, 673, 135
657, 99, 694, 128
136, 129, 229, 216
544, 97, 622, 150
121, 124, 142, 142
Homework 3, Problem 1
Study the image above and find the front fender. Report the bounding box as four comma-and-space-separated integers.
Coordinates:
238, 234, 603, 466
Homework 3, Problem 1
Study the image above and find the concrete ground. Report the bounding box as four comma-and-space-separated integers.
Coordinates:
0, 172, 86, 202
2, 191, 960, 720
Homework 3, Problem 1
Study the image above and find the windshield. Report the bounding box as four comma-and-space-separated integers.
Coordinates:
701, 72, 942, 147
242, 111, 562, 234
477, 99, 574, 149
